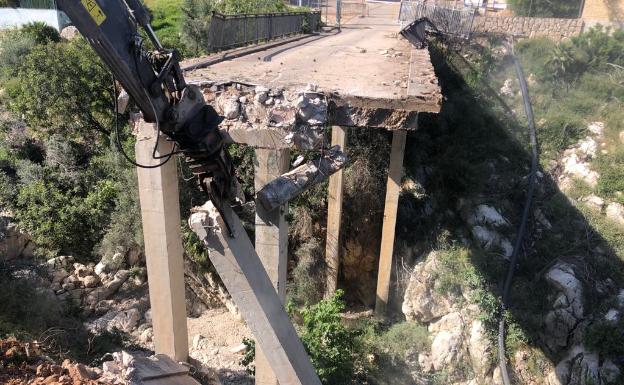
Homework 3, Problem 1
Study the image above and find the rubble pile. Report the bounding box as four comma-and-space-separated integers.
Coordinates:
199, 82, 327, 150
45, 254, 147, 315
0, 337, 106, 385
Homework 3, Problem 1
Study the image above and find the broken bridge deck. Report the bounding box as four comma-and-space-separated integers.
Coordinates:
183, 1, 441, 130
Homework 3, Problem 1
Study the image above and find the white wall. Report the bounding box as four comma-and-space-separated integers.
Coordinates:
0, 8, 64, 30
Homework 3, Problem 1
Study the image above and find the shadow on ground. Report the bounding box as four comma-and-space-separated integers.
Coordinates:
384, 41, 624, 382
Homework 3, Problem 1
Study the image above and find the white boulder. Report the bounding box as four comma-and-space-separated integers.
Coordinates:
402, 252, 453, 322
606, 202, 624, 225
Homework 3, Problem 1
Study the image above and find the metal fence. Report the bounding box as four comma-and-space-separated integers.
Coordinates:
398, 0, 475, 39
207, 11, 321, 52
286, 0, 324, 8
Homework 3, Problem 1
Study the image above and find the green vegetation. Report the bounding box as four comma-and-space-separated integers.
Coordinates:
405, 27, 624, 373
298, 290, 356, 385
508, 0, 581, 17
144, 0, 300, 56
144, 0, 187, 54
0, 26, 139, 261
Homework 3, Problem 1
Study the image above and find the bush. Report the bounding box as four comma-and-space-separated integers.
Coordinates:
375, 322, 430, 360
14, 175, 117, 259
0, 30, 35, 80
548, 27, 624, 83
299, 290, 355, 385
20, 21, 61, 45
5, 38, 113, 142
585, 319, 624, 358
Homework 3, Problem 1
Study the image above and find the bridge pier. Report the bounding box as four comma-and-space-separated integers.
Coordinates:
374, 129, 407, 315
254, 148, 290, 385
325, 126, 348, 297
135, 118, 189, 362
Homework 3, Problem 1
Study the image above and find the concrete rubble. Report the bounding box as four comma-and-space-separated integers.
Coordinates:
200, 81, 327, 150
1, 338, 219, 385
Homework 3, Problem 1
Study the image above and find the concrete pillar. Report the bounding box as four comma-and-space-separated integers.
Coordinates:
374, 130, 407, 315
135, 119, 189, 361
324, 126, 347, 296
254, 148, 290, 385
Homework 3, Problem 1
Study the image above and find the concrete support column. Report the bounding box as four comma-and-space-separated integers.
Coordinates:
135, 119, 189, 361
254, 148, 290, 385
374, 130, 407, 315
324, 126, 347, 296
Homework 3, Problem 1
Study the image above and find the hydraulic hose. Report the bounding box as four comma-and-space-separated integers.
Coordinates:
497, 40, 540, 385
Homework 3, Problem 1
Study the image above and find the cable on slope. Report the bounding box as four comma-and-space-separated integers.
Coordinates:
498, 39, 540, 385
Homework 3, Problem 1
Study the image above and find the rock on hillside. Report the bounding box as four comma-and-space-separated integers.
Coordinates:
402, 251, 622, 385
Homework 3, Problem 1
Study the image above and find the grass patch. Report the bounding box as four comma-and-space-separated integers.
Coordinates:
144, 0, 186, 53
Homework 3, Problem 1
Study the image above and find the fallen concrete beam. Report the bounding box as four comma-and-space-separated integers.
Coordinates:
189, 202, 322, 385
219, 120, 324, 150
256, 147, 348, 212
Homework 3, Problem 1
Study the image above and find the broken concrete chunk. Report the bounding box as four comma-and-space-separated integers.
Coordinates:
257, 147, 348, 212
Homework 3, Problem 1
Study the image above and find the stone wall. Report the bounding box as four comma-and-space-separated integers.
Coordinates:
472, 15, 584, 40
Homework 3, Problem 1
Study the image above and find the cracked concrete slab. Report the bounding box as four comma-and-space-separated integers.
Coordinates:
184, 2, 441, 131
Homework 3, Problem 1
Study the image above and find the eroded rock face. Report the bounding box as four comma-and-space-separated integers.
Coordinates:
0, 217, 34, 260
462, 203, 513, 259
429, 312, 466, 371
468, 319, 493, 378
402, 251, 453, 323
555, 345, 599, 385
543, 262, 584, 353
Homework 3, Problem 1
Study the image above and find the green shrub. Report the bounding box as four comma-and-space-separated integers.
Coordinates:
239, 337, 256, 375
299, 290, 355, 385
508, 0, 579, 17
585, 319, 624, 358
5, 38, 112, 142
375, 322, 430, 360
0, 30, 35, 80
14, 176, 117, 259
20, 21, 61, 45
548, 27, 624, 83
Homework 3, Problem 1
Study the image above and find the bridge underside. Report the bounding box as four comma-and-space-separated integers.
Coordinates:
140, 4, 442, 385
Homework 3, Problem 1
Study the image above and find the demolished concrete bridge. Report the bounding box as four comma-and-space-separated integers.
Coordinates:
135, 2, 442, 385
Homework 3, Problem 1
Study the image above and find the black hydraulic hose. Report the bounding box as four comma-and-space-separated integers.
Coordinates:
497, 40, 539, 385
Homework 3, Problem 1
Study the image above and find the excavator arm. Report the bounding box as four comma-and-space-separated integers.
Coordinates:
56, 0, 239, 235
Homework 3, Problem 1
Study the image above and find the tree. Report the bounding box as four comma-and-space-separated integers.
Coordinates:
5, 38, 113, 142
14, 174, 117, 259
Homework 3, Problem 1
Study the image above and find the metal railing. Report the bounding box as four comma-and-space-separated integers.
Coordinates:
286, 0, 324, 8
207, 10, 321, 52
399, 0, 475, 39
